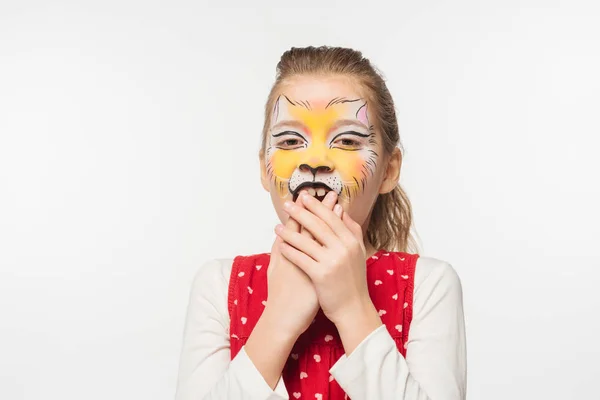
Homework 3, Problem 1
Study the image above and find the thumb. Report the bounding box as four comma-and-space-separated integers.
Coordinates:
268, 236, 283, 280
342, 211, 364, 244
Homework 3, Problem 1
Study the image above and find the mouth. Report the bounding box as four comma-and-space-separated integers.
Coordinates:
291, 182, 336, 203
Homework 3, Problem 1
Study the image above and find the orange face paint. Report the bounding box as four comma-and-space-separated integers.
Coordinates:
265, 95, 378, 203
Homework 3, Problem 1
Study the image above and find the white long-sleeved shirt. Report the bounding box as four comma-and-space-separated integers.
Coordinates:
175, 255, 467, 400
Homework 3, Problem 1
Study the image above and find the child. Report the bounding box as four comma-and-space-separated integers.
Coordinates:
175, 46, 466, 400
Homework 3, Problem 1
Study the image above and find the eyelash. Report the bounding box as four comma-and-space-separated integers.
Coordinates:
275, 138, 305, 149
334, 138, 361, 148
273, 135, 364, 150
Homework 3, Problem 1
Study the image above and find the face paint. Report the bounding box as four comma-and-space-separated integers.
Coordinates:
264, 95, 379, 203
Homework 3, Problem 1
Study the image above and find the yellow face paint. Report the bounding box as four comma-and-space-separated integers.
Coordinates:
265, 95, 378, 203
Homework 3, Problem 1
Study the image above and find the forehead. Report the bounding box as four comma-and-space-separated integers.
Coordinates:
277, 75, 365, 110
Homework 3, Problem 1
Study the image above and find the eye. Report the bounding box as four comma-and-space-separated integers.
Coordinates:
284, 139, 300, 146
273, 132, 306, 150
332, 136, 362, 150
340, 138, 358, 146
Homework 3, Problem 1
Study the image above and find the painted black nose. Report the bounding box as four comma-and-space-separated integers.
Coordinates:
299, 164, 332, 177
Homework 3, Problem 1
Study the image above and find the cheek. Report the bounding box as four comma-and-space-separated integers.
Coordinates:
329, 151, 365, 179
270, 151, 300, 179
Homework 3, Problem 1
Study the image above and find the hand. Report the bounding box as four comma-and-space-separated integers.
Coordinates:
264, 189, 339, 338
275, 191, 377, 326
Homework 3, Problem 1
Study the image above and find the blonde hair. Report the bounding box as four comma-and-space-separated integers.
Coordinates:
258, 46, 420, 254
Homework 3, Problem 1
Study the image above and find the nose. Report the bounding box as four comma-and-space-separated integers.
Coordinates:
299, 163, 333, 177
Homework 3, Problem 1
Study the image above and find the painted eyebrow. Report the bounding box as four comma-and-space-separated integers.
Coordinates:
271, 119, 369, 133
271, 130, 305, 138
328, 119, 370, 131
271, 120, 307, 132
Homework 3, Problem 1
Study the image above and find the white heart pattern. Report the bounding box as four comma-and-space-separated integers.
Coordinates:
378, 309, 387, 316
383, 253, 390, 256
395, 324, 403, 332
241, 317, 247, 325
315, 394, 323, 400
291, 353, 299, 360
371, 255, 379, 260
329, 375, 334, 382
247, 286, 253, 294
313, 354, 321, 362
238, 271, 245, 277
400, 257, 406, 261
387, 270, 394, 275
392, 293, 398, 300
231, 334, 239, 339
404, 302, 408, 309
300, 371, 308, 379
256, 265, 262, 270
233, 299, 238, 305
401, 274, 409, 279
324, 334, 333, 342
261, 300, 267, 306
374, 280, 383, 285
293, 393, 301, 399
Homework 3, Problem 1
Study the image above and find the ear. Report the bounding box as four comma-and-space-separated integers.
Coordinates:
259, 154, 270, 192
379, 147, 402, 194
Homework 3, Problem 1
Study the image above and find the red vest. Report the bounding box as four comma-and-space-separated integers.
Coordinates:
228, 248, 419, 399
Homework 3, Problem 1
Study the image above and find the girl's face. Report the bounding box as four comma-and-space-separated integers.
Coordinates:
260, 75, 400, 236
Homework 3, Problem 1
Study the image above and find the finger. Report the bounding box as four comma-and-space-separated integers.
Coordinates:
322, 189, 338, 209
282, 190, 341, 247
285, 191, 306, 233
300, 191, 356, 246
300, 225, 314, 239
295, 190, 315, 240
278, 238, 318, 278
282, 198, 336, 247
302, 190, 336, 238
275, 223, 323, 261
301, 190, 337, 239
333, 203, 343, 218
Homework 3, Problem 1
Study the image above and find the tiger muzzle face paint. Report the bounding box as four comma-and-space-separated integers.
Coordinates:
265, 94, 380, 204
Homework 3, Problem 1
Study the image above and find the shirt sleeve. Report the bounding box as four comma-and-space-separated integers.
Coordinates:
175, 258, 289, 400
329, 258, 467, 400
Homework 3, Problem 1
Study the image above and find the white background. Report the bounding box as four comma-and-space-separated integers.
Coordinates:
1, 1, 599, 399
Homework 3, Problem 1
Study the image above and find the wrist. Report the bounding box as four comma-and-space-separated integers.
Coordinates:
333, 298, 383, 356
334, 297, 381, 331
245, 309, 298, 391
330, 293, 377, 326
259, 307, 303, 343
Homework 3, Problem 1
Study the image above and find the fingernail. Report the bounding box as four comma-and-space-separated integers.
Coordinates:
334, 204, 343, 217
283, 201, 294, 210
275, 224, 283, 233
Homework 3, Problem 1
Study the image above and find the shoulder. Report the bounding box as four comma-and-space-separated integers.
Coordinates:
190, 253, 270, 291
190, 258, 235, 294
413, 255, 463, 298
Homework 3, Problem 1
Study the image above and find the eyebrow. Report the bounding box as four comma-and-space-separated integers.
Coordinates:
328, 119, 369, 131
271, 118, 369, 134
271, 120, 307, 133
